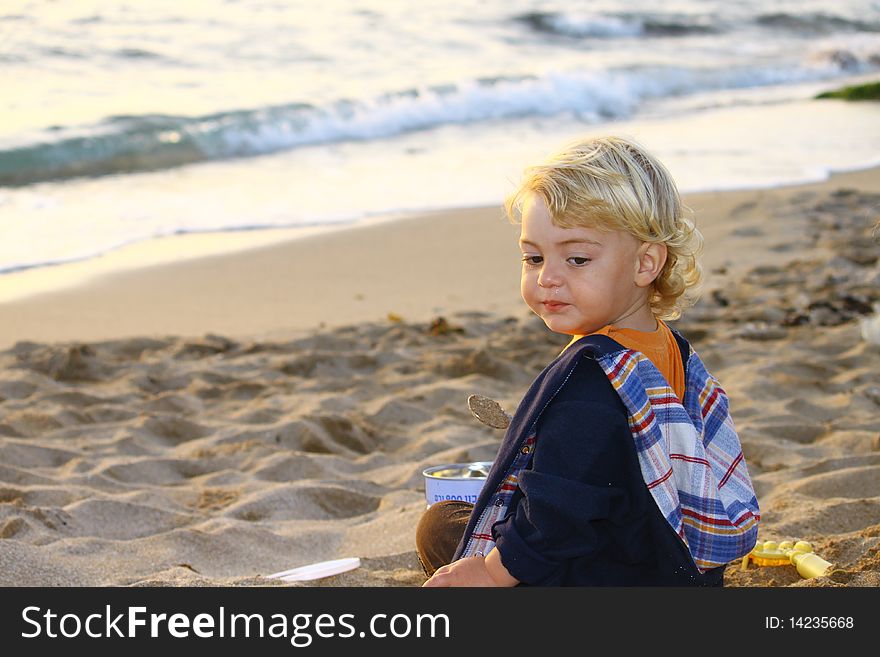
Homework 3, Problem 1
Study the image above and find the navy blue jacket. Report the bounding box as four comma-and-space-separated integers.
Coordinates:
453, 333, 725, 586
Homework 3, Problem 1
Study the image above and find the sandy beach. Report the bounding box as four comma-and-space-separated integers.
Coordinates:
1, 166, 879, 587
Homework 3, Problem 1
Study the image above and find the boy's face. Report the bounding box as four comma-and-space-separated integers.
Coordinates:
519, 192, 650, 336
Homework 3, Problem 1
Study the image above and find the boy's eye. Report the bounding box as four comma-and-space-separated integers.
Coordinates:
522, 255, 543, 266
568, 257, 590, 266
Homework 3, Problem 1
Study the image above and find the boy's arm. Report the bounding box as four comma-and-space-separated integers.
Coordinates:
490, 398, 634, 584
422, 548, 519, 587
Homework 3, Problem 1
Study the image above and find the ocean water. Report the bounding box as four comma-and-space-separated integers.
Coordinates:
2, 0, 880, 277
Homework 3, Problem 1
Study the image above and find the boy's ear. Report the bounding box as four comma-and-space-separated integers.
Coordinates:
634, 242, 667, 287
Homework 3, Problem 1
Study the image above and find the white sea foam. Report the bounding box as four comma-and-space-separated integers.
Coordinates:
5, 49, 878, 188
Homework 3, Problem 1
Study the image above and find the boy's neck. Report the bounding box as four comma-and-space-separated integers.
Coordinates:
608, 301, 659, 333
609, 314, 659, 333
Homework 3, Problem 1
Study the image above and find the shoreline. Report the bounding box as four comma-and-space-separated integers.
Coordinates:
5, 153, 880, 302
1, 165, 879, 351
2, 84, 880, 309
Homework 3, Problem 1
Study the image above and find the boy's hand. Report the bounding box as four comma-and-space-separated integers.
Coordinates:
422, 555, 497, 587
422, 549, 519, 587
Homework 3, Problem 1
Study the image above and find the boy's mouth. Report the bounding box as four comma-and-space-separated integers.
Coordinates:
541, 301, 570, 312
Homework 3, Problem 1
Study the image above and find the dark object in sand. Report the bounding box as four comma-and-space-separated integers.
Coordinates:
428, 316, 465, 336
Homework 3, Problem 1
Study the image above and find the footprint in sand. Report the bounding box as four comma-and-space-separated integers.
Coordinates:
762, 361, 840, 387
171, 335, 239, 360
277, 352, 376, 379
37, 390, 107, 407
784, 396, 850, 423
225, 483, 381, 522
0, 440, 79, 468
264, 414, 378, 455
426, 347, 515, 380
249, 453, 332, 482
748, 421, 828, 444
781, 464, 880, 499
799, 453, 880, 477
0, 423, 22, 438
0, 378, 38, 401
0, 516, 27, 539
226, 381, 269, 401
232, 407, 284, 425
137, 414, 214, 445
20, 344, 119, 382
0, 484, 24, 502
99, 457, 210, 485
0, 463, 57, 486
764, 498, 880, 537
366, 399, 434, 429
143, 391, 202, 414
92, 336, 174, 359
131, 372, 192, 394
77, 405, 144, 425
3, 409, 65, 436
63, 498, 193, 540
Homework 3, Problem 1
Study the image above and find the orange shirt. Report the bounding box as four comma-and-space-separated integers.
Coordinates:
566, 320, 686, 401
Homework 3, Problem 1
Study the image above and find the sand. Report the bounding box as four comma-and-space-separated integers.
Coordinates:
0, 168, 878, 587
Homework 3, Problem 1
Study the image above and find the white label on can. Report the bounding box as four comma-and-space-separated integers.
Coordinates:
431, 493, 479, 504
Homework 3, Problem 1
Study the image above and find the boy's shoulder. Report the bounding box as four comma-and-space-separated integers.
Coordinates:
548, 337, 630, 410
564, 333, 630, 360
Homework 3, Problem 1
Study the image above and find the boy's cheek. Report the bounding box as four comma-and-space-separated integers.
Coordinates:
520, 279, 538, 311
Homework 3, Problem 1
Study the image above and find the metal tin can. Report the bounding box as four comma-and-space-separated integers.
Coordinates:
422, 461, 493, 508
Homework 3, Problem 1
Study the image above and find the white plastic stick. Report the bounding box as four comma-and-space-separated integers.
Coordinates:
265, 557, 361, 582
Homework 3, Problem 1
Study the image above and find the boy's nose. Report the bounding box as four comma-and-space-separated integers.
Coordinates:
537, 266, 563, 289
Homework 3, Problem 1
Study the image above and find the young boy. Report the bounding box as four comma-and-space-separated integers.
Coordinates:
418, 135, 759, 587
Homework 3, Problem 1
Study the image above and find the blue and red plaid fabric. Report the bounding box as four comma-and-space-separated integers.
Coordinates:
461, 343, 759, 572
461, 435, 536, 558
596, 346, 759, 571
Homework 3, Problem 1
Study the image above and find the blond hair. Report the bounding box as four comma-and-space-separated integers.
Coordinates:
505, 135, 703, 320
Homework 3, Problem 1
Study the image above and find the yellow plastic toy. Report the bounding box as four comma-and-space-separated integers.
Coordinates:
740, 540, 833, 579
